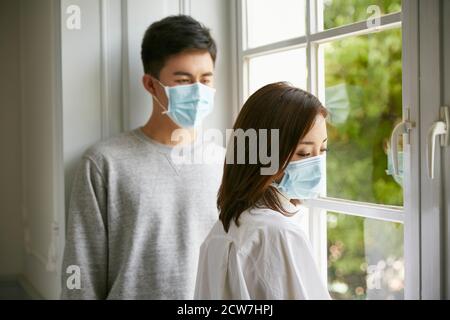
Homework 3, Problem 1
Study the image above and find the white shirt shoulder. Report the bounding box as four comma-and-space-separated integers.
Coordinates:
195, 202, 331, 300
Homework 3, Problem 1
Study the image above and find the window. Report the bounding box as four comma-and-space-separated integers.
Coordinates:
237, 0, 404, 299
248, 48, 307, 96
246, 0, 307, 48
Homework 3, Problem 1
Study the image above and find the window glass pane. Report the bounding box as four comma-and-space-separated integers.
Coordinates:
321, 29, 403, 206
327, 212, 404, 300
323, 0, 401, 30
246, 0, 306, 49
248, 48, 307, 97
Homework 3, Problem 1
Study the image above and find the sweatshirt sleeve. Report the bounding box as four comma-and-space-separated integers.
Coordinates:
60, 155, 108, 300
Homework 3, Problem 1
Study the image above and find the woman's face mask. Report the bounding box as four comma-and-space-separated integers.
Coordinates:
273, 154, 326, 200
152, 79, 216, 128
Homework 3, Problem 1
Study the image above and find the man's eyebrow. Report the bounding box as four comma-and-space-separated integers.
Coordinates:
173, 71, 213, 77
173, 71, 193, 77
299, 138, 328, 145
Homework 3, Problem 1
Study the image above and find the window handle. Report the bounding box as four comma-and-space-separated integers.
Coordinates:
427, 106, 449, 179
390, 111, 415, 176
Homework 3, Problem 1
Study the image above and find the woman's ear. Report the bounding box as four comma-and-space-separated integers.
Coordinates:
142, 74, 157, 96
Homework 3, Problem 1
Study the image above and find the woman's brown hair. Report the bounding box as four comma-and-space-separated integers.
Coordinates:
218, 82, 328, 232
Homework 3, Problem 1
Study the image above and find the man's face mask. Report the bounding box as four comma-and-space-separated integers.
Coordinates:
273, 154, 326, 200
151, 78, 216, 128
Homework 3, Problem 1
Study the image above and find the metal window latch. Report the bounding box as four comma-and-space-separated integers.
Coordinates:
390, 108, 416, 176
427, 106, 449, 179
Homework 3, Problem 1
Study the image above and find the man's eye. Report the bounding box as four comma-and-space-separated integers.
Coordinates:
202, 79, 211, 85
321, 148, 329, 153
176, 79, 190, 84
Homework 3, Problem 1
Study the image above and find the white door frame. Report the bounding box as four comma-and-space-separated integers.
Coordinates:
443, 0, 450, 300
418, 0, 446, 300
404, 0, 449, 300
402, 0, 421, 300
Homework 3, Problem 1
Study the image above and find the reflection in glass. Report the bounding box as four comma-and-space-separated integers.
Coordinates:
327, 212, 404, 300
322, 28, 403, 206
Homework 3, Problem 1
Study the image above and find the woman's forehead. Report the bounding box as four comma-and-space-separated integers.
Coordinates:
299, 116, 327, 144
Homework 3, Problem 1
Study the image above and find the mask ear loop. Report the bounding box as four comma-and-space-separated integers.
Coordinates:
152, 95, 169, 115
150, 77, 170, 115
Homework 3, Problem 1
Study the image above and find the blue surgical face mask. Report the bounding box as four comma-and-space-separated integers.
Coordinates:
273, 154, 326, 200
152, 79, 216, 128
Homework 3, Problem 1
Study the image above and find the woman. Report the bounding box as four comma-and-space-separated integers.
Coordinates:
194, 82, 331, 300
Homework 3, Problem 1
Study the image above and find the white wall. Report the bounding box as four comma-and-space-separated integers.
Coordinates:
0, 0, 24, 278
61, 0, 119, 203
19, 0, 63, 299
190, 0, 235, 134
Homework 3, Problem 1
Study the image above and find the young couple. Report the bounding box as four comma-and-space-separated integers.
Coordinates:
61, 15, 331, 300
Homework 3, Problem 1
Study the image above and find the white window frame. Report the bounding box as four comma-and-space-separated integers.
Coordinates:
233, 0, 419, 299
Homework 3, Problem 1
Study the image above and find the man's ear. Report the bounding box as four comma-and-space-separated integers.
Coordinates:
142, 74, 157, 96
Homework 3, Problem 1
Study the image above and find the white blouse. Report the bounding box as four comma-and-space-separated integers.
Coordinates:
194, 192, 331, 300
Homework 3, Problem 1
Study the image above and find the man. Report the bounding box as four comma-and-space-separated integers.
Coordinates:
61, 15, 224, 299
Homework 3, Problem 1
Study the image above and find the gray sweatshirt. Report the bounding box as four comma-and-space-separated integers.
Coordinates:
60, 128, 224, 299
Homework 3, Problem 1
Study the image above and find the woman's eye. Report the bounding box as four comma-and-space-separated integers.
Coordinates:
297, 153, 310, 157
297, 148, 328, 157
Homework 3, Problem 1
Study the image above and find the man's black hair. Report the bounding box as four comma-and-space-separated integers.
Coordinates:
141, 15, 217, 78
